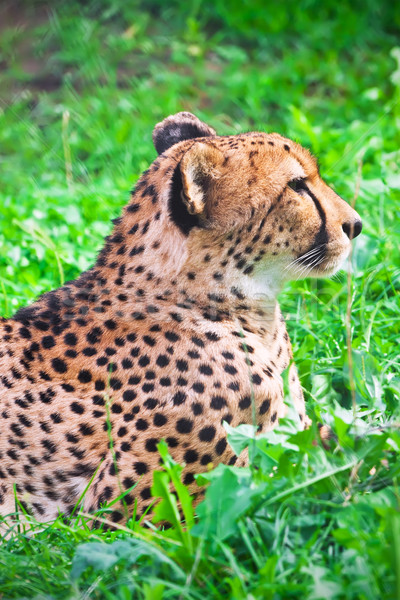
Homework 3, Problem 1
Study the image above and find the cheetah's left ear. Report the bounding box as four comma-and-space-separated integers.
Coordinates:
180, 142, 224, 216
153, 112, 216, 155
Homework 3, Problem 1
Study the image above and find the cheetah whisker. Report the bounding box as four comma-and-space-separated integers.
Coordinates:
292, 253, 326, 280
284, 244, 326, 272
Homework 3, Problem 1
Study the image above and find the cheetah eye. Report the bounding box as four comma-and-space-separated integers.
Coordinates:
288, 177, 307, 193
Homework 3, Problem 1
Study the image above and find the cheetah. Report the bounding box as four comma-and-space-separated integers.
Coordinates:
0, 112, 362, 525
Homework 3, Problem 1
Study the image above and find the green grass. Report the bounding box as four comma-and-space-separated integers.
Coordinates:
0, 1, 400, 598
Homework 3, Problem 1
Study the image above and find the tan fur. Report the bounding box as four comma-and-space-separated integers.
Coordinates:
0, 113, 361, 524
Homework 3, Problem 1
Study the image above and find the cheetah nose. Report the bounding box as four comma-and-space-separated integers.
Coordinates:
342, 219, 362, 240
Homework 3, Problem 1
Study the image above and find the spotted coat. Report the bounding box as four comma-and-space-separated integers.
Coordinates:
0, 112, 362, 524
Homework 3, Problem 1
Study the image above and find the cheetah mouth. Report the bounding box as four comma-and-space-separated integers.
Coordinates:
290, 243, 349, 278
307, 247, 350, 276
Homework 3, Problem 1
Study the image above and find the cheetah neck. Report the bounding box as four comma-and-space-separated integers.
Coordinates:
79, 161, 284, 337
10, 159, 283, 341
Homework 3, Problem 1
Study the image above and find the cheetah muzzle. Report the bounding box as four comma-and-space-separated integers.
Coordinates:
0, 111, 362, 525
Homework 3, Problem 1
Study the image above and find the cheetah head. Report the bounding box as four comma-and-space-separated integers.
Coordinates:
120, 113, 362, 302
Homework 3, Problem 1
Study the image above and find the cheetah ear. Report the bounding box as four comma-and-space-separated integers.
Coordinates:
179, 142, 223, 216
153, 112, 216, 155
